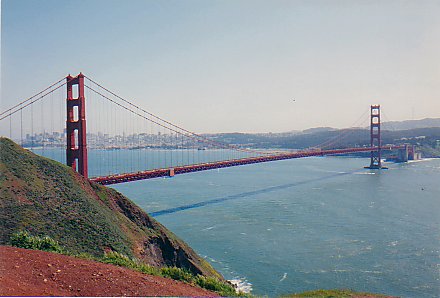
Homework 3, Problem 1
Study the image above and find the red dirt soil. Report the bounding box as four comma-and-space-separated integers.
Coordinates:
0, 246, 219, 297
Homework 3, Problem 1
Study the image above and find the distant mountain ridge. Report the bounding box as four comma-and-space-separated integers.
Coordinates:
381, 118, 440, 131
205, 127, 440, 157
301, 118, 440, 133
302, 127, 337, 134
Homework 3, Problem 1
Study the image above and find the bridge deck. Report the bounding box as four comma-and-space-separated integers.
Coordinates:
90, 146, 402, 185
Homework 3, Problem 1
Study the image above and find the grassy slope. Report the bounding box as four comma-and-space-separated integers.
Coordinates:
0, 137, 220, 279
283, 289, 391, 297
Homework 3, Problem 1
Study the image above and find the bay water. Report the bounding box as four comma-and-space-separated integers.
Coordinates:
33, 148, 440, 297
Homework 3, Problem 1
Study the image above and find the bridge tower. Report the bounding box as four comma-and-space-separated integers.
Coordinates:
365, 105, 385, 169
66, 73, 88, 178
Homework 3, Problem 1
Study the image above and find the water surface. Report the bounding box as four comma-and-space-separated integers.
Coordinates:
33, 148, 440, 297
113, 156, 440, 297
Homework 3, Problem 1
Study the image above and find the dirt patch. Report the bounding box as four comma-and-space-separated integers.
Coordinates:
0, 246, 219, 297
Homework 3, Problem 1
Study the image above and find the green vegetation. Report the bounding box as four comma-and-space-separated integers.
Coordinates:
0, 137, 221, 279
101, 251, 161, 276
102, 251, 245, 297
10, 230, 64, 253
0, 138, 134, 257
9, 231, 243, 297
283, 289, 389, 298
195, 275, 245, 297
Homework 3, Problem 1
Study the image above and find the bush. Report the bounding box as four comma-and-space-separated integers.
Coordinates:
137, 262, 161, 276
196, 275, 242, 297
101, 251, 244, 296
10, 231, 64, 253
102, 251, 160, 276
160, 267, 194, 283
10, 231, 36, 249
102, 251, 137, 268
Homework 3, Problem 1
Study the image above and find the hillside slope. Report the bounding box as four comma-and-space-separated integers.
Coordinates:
0, 138, 220, 279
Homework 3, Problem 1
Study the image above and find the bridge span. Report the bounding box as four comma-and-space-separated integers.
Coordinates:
1, 73, 407, 184
90, 146, 403, 185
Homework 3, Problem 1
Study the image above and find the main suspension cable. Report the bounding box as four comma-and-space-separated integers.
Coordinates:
84, 75, 271, 155
0, 82, 67, 121
0, 77, 65, 117
84, 83, 268, 156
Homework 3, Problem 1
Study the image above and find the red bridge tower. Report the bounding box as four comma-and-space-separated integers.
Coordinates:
66, 73, 88, 178
366, 104, 385, 169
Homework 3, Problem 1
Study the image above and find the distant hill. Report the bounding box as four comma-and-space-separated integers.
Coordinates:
298, 119, 440, 134
0, 138, 220, 279
207, 127, 440, 157
302, 127, 337, 134
381, 118, 440, 131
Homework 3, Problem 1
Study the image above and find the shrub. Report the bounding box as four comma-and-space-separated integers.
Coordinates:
72, 252, 97, 261
196, 275, 242, 297
10, 231, 64, 253
101, 251, 161, 275
137, 262, 161, 276
160, 267, 194, 283
38, 236, 63, 252
101, 251, 243, 296
10, 231, 36, 249
102, 251, 137, 268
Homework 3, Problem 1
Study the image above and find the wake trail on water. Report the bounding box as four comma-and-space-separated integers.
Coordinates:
150, 170, 358, 217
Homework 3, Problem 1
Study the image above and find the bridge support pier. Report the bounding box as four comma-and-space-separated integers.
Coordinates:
66, 73, 88, 178
365, 105, 387, 169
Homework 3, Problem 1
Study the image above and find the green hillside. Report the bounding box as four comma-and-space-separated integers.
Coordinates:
0, 137, 220, 279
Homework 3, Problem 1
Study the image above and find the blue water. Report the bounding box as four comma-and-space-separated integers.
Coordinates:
31, 147, 255, 177
32, 148, 440, 297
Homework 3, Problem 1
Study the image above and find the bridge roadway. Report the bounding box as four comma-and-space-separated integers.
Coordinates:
90, 146, 403, 185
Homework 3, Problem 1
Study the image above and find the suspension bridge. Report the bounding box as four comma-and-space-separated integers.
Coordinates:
1, 73, 404, 185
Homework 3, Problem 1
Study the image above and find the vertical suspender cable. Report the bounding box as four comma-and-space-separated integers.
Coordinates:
31, 104, 34, 149
163, 125, 166, 168
150, 116, 154, 169
146, 114, 149, 169
138, 120, 140, 172
6, 111, 11, 140
50, 91, 54, 159
170, 131, 173, 167
60, 88, 63, 163
111, 101, 114, 174
114, 101, 117, 174
41, 95, 45, 157
181, 133, 184, 166
175, 131, 178, 166
187, 133, 189, 165
132, 112, 135, 172
192, 134, 194, 164
104, 88, 108, 175
20, 109, 23, 146
156, 125, 159, 169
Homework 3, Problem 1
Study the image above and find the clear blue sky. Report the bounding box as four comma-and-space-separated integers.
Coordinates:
1, 0, 439, 133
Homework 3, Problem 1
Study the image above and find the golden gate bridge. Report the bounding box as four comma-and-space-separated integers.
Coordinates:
0, 73, 404, 185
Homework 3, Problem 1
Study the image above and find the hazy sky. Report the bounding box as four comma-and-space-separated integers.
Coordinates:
1, 0, 439, 133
